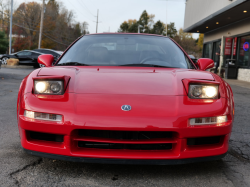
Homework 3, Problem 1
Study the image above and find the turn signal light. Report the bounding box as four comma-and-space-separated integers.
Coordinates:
190, 116, 227, 126
24, 110, 62, 122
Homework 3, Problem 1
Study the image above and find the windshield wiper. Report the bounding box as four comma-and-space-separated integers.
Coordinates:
57, 62, 90, 66
119, 64, 172, 68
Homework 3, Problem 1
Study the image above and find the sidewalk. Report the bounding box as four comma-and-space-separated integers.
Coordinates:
1, 65, 34, 69
224, 79, 250, 89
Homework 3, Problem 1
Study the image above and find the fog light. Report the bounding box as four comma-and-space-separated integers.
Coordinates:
190, 116, 227, 126
24, 110, 62, 122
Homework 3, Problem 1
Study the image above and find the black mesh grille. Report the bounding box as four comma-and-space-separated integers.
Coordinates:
78, 130, 173, 140
187, 136, 221, 146
78, 141, 172, 150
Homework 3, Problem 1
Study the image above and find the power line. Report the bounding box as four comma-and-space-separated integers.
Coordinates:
76, 0, 95, 17
68, 0, 94, 24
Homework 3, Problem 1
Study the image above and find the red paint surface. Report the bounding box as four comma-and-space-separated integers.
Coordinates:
38, 54, 54, 67
197, 58, 215, 71
233, 37, 237, 56
17, 34, 234, 161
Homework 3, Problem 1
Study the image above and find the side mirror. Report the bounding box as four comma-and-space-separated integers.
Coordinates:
38, 54, 54, 67
197, 58, 214, 71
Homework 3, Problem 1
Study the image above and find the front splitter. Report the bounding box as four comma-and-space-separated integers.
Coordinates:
24, 148, 227, 165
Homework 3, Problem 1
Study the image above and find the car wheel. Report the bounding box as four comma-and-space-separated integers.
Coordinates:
1, 57, 9, 65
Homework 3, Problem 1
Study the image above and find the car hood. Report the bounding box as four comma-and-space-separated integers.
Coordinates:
37, 67, 215, 96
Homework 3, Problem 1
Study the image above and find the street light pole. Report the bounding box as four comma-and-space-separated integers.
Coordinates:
38, 0, 45, 49
9, 0, 13, 54
96, 9, 99, 33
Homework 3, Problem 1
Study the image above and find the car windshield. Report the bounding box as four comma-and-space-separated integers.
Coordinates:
57, 34, 194, 69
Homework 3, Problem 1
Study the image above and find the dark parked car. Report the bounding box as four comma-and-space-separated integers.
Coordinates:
33, 49, 62, 61
0, 54, 2, 69
0, 50, 44, 68
188, 55, 197, 64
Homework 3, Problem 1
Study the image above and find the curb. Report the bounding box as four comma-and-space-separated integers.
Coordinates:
1, 65, 34, 69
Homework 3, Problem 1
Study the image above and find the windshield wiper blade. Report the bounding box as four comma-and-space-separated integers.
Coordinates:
57, 62, 90, 66
120, 64, 171, 68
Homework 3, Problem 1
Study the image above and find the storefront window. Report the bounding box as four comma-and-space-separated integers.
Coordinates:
203, 43, 212, 59
223, 37, 234, 67
237, 35, 250, 67
212, 41, 221, 64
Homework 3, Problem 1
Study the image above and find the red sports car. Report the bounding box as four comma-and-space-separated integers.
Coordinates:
17, 33, 234, 165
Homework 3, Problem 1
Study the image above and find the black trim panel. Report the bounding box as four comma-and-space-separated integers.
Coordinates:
24, 148, 227, 165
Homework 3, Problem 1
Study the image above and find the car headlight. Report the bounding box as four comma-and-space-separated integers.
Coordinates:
189, 85, 219, 99
34, 80, 64, 95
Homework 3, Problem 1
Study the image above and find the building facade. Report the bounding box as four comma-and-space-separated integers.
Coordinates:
184, 0, 250, 82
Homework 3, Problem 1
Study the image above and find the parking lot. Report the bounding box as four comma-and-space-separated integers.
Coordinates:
0, 68, 250, 187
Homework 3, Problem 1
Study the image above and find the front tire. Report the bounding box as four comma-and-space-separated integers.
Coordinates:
1, 57, 9, 65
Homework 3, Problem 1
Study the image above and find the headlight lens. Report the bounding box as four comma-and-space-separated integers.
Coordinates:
190, 116, 227, 126
34, 80, 63, 95
189, 85, 219, 99
24, 110, 62, 122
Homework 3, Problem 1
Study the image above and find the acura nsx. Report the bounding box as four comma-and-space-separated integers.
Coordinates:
17, 34, 234, 165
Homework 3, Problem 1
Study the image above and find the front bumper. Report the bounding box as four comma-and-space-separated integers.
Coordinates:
24, 148, 227, 165
19, 116, 231, 162
19, 93, 233, 164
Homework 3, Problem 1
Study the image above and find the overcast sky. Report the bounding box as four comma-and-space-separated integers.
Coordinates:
15, 0, 198, 38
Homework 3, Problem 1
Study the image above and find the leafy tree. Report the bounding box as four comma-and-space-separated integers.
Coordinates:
138, 10, 150, 33
119, 21, 129, 32
119, 19, 138, 33
167, 22, 177, 38
151, 20, 165, 35
9, 0, 89, 51
13, 2, 41, 49
0, 30, 8, 53
147, 14, 155, 29
197, 34, 204, 52
174, 28, 201, 57
177, 28, 193, 40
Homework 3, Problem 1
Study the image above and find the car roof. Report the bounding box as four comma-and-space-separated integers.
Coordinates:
13, 50, 44, 55
34, 48, 62, 54
85, 33, 168, 38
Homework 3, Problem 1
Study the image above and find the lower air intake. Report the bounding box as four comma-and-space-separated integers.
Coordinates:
29, 131, 64, 142
78, 141, 172, 150
78, 130, 173, 140
187, 136, 221, 146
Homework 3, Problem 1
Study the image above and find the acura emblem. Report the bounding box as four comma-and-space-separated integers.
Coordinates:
121, 105, 132, 111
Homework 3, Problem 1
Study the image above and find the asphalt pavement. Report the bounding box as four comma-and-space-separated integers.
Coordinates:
0, 68, 250, 187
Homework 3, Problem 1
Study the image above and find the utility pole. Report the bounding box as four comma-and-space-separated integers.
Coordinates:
1, 1, 4, 31
93, 9, 101, 33
9, 0, 13, 54
96, 9, 99, 33
38, 0, 45, 49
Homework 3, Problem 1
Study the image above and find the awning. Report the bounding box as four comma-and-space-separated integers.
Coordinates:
184, 0, 250, 33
